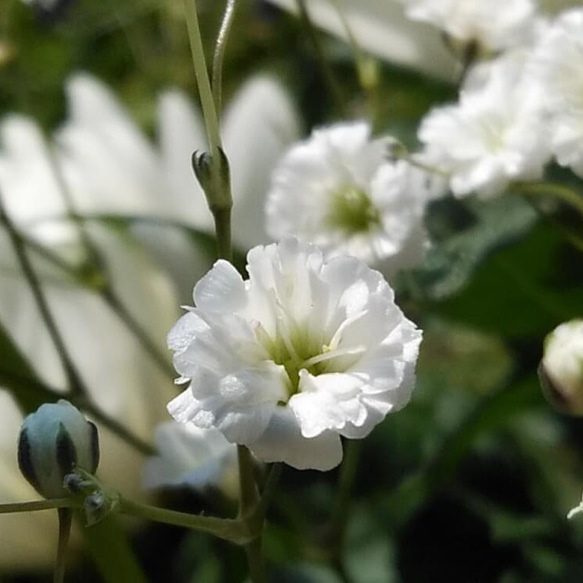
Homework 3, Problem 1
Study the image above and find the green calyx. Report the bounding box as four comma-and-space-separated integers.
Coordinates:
327, 185, 381, 234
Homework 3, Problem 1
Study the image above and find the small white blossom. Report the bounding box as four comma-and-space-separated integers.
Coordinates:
539, 320, 583, 415
266, 122, 433, 273
417, 54, 550, 199
401, 0, 537, 52
143, 422, 236, 491
168, 238, 421, 471
527, 9, 583, 177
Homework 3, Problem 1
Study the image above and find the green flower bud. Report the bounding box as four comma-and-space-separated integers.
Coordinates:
18, 400, 100, 498
539, 320, 583, 415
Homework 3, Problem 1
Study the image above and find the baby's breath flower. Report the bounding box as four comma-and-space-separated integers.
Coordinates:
418, 53, 550, 198
266, 122, 434, 273
168, 238, 421, 471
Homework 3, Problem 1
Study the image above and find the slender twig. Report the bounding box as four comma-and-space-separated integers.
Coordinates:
0, 369, 154, 456
54, 509, 73, 583
514, 181, 583, 220
0, 194, 88, 398
212, 0, 238, 114
119, 497, 254, 545
295, 0, 347, 116
0, 498, 75, 514
11, 228, 175, 380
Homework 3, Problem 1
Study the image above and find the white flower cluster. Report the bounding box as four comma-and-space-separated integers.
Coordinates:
416, 8, 583, 198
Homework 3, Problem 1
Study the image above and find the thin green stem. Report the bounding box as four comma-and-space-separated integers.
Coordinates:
0, 498, 75, 514
329, 440, 361, 553
213, 206, 233, 261
237, 445, 260, 517
13, 229, 174, 380
244, 539, 266, 583
515, 181, 583, 220
295, 0, 347, 116
330, 0, 377, 122
212, 0, 238, 114
0, 369, 154, 456
183, 0, 222, 157
119, 497, 254, 545
0, 195, 88, 398
54, 509, 72, 583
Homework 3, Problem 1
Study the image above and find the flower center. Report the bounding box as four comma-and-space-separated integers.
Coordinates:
327, 185, 381, 234
254, 303, 367, 400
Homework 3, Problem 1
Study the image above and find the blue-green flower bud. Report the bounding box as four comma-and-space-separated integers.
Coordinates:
18, 400, 100, 498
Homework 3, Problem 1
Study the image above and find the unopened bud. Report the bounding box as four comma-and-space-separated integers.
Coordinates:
191, 148, 232, 212
539, 320, 583, 415
18, 400, 100, 498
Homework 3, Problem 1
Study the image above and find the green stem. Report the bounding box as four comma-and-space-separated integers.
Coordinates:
0, 369, 154, 456
295, 0, 347, 116
213, 206, 233, 261
0, 498, 75, 514
0, 195, 88, 398
183, 0, 222, 157
119, 497, 254, 545
54, 509, 72, 583
329, 440, 361, 554
212, 0, 238, 114
514, 181, 583, 220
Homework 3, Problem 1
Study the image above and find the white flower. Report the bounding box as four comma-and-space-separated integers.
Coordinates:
266, 121, 433, 273
401, 0, 537, 52
417, 53, 550, 198
143, 422, 236, 491
264, 0, 456, 80
168, 238, 422, 471
539, 320, 583, 415
527, 9, 583, 178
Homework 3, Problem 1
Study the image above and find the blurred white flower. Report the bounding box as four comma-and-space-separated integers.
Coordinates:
539, 320, 583, 415
168, 238, 422, 471
264, 0, 456, 80
0, 71, 298, 569
417, 53, 550, 198
0, 116, 179, 569
266, 121, 433, 273
143, 422, 236, 491
527, 9, 583, 178
401, 0, 537, 52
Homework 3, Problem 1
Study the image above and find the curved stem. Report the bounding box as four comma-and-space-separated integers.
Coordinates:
212, 0, 238, 114
514, 181, 583, 220
0, 369, 154, 456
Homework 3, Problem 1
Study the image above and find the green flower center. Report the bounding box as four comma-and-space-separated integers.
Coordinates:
327, 185, 381, 234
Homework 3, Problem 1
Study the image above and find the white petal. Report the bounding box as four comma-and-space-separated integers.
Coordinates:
249, 407, 343, 470
193, 259, 247, 312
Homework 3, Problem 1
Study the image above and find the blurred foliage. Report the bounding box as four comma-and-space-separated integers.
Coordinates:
2, 1, 583, 582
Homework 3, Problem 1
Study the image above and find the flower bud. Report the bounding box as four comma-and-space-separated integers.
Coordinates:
539, 320, 583, 415
18, 400, 100, 498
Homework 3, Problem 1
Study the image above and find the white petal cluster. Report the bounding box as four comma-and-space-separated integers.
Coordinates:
418, 51, 550, 198
401, 0, 537, 52
143, 422, 236, 491
527, 9, 583, 178
266, 122, 434, 273
540, 320, 583, 415
168, 238, 421, 471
